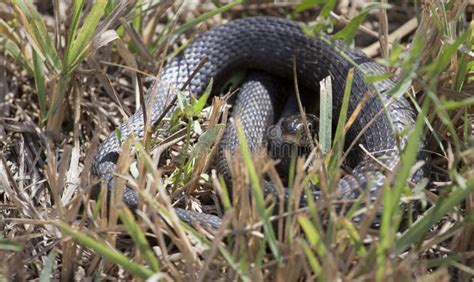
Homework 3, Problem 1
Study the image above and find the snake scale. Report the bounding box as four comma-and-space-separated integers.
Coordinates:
91, 17, 418, 229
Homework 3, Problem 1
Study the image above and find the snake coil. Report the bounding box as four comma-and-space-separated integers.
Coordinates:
92, 17, 419, 229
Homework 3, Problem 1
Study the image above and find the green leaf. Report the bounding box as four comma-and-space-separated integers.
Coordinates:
333, 3, 391, 42
190, 124, 224, 159
295, 0, 325, 13
320, 0, 337, 18
193, 79, 213, 115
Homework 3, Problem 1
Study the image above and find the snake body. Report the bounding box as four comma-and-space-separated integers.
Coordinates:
92, 17, 418, 229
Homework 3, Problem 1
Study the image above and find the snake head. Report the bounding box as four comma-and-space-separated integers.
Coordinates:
266, 113, 319, 178
279, 114, 319, 147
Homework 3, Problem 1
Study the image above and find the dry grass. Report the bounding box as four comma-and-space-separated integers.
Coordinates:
0, 0, 473, 281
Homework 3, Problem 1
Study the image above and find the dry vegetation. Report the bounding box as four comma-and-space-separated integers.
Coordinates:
0, 0, 473, 281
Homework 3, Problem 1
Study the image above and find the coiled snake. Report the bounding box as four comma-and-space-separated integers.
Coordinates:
91, 17, 419, 229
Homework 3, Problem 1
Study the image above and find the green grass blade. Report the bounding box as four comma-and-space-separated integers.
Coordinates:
442, 96, 474, 110
140, 191, 249, 280
298, 216, 328, 257
449, 261, 474, 276
235, 120, 281, 261
39, 250, 56, 282
217, 175, 232, 211
395, 176, 474, 255
44, 76, 68, 120
454, 27, 472, 91
333, 3, 391, 42
173, 0, 242, 35
0, 19, 22, 45
0, 19, 34, 73
13, 0, 62, 72
376, 95, 429, 281
319, 76, 332, 154
64, 0, 84, 63
425, 254, 463, 269
295, 0, 325, 13
296, 0, 335, 34
58, 222, 154, 279
0, 36, 33, 74
423, 29, 470, 79
332, 7, 368, 42
65, 0, 107, 73
0, 239, 23, 252
333, 68, 353, 146
32, 49, 47, 119
319, 0, 337, 18
168, 220, 242, 277
119, 208, 161, 272
387, 34, 424, 98
218, 245, 251, 281
340, 218, 367, 257
328, 68, 353, 174
300, 240, 323, 278
287, 146, 297, 189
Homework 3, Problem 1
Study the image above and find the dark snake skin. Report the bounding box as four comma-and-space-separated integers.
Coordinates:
91, 17, 418, 229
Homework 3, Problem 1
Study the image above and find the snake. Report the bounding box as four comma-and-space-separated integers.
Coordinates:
91, 17, 419, 229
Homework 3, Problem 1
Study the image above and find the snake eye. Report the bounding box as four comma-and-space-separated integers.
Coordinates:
295, 122, 304, 131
